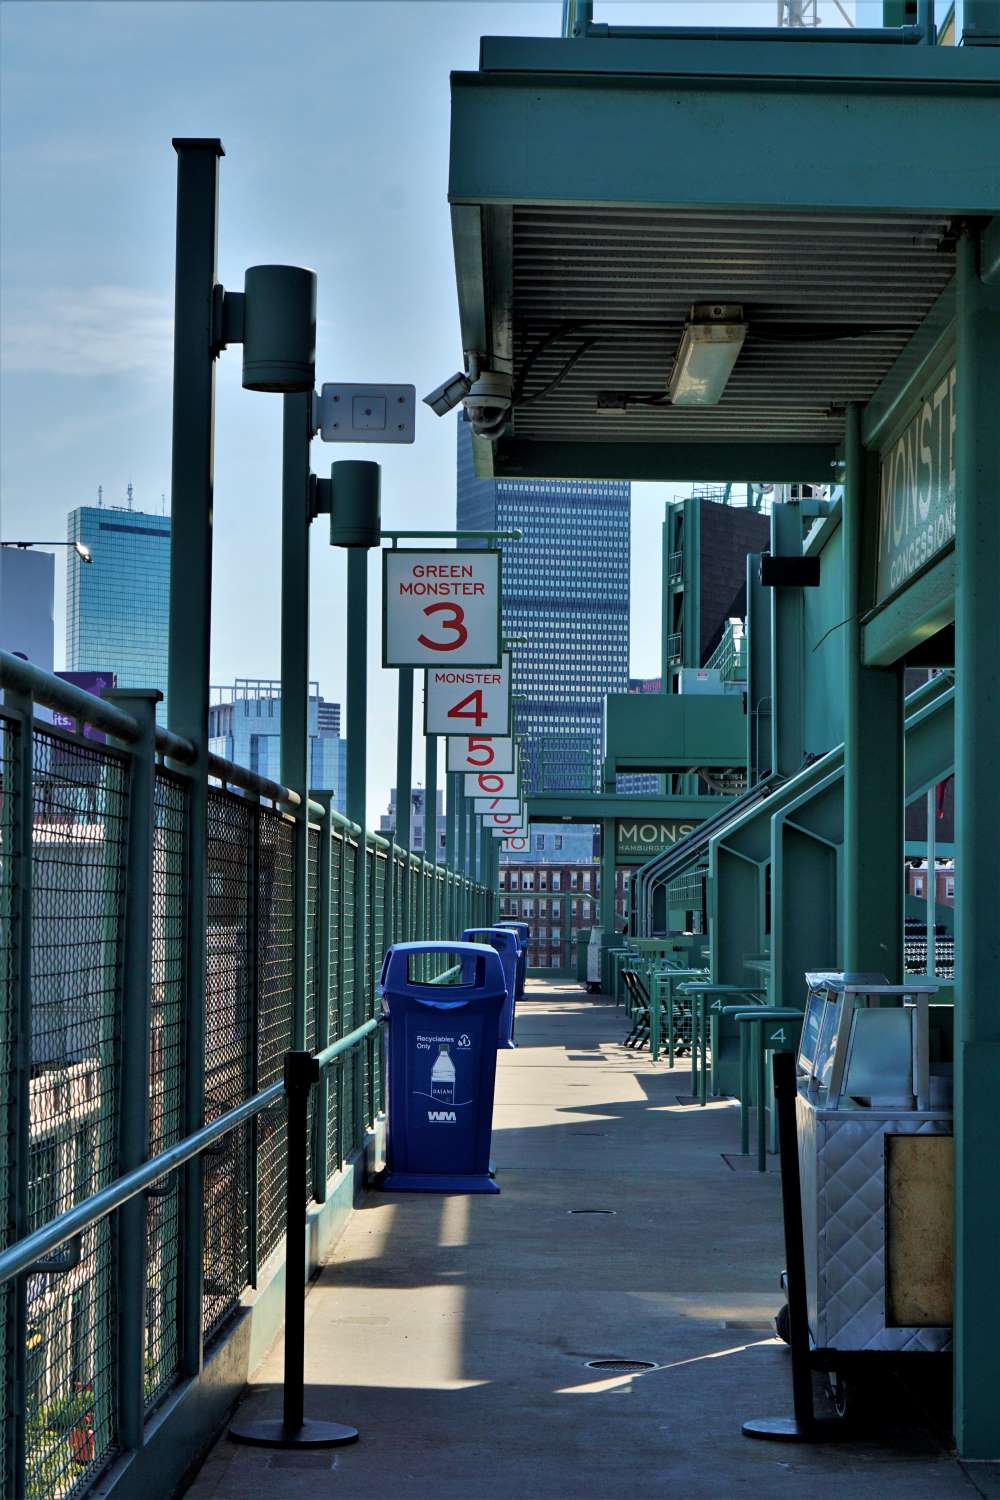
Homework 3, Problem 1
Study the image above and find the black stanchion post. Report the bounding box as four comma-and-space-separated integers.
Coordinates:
742, 1049, 847, 1444
229, 1052, 360, 1449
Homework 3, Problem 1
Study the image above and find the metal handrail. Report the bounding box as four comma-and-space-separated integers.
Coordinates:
0, 1017, 380, 1288
0, 648, 319, 813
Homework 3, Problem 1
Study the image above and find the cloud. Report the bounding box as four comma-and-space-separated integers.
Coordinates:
1, 284, 173, 377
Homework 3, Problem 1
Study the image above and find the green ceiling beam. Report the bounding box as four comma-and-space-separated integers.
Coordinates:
482, 438, 838, 483
526, 793, 724, 824
451, 46, 1000, 215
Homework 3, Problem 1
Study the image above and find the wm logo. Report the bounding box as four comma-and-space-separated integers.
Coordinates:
427, 1110, 457, 1124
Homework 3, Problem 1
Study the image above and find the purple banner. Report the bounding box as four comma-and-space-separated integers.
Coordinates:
54, 671, 117, 742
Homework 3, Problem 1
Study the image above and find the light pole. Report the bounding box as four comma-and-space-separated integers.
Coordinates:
1, 540, 92, 563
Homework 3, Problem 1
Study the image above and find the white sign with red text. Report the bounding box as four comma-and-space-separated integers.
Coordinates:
483, 809, 525, 834
501, 836, 529, 853
464, 769, 520, 799
473, 796, 521, 816
424, 653, 510, 736
383, 549, 501, 667
446, 735, 516, 774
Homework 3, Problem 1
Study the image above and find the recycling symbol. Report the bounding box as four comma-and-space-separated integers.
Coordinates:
457, 1033, 472, 1049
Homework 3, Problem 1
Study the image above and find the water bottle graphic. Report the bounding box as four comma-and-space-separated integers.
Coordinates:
430, 1044, 456, 1104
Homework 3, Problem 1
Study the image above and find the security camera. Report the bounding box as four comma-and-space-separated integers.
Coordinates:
463, 371, 512, 439
422, 371, 472, 417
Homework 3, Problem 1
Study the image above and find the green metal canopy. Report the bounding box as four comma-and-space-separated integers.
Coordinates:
448, 35, 1000, 481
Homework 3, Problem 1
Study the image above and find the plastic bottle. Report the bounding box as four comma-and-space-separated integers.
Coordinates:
430, 1044, 456, 1103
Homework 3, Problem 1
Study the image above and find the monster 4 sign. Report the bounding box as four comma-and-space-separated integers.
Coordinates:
446, 736, 516, 774
383, 549, 501, 667
424, 654, 511, 736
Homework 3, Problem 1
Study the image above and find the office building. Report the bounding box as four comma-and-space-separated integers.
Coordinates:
456, 418, 630, 794
0, 546, 55, 672
208, 679, 347, 808
66, 506, 171, 718
380, 788, 445, 860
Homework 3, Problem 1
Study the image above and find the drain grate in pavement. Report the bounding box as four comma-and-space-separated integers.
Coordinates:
585, 1359, 657, 1373
567, 1208, 615, 1215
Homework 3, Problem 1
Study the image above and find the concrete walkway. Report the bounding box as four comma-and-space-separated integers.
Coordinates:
184, 984, 988, 1500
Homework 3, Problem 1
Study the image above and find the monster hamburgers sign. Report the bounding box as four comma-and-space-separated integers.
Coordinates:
615, 819, 701, 863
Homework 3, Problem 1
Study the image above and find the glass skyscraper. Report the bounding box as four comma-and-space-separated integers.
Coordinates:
456, 419, 630, 793
208, 679, 347, 810
66, 506, 171, 719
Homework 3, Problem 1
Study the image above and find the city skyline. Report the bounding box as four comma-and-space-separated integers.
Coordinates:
0, 0, 713, 822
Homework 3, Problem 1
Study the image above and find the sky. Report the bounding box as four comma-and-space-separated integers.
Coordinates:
0, 0, 863, 822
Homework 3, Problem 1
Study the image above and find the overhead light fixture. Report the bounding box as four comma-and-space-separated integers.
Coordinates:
668, 303, 747, 407
74, 542, 93, 564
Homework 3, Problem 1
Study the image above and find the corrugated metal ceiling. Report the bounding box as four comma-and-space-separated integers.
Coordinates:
508, 206, 956, 444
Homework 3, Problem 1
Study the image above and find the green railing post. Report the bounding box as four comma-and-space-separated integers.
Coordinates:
168, 136, 224, 1381
312, 794, 335, 1201
108, 689, 161, 1451
6, 691, 33, 1497
281, 390, 315, 1051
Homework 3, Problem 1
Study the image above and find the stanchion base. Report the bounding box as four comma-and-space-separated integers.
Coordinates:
742, 1416, 849, 1443
229, 1417, 360, 1449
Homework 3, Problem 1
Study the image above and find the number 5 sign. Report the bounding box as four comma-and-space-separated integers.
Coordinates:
382, 549, 501, 667
424, 654, 510, 736
446, 736, 516, 774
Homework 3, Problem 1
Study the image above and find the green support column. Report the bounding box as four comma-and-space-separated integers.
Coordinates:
746, 553, 772, 783
954, 229, 1000, 1461
108, 690, 160, 1452
842, 405, 903, 978
395, 668, 414, 939
281, 390, 314, 1050
424, 733, 438, 869
770, 503, 807, 778
346, 547, 370, 1133
167, 137, 224, 1380
445, 772, 458, 933
7, 689, 33, 1495
600, 817, 616, 992
457, 787, 467, 932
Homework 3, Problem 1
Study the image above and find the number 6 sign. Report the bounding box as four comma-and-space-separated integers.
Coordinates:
382, 549, 502, 667
424, 654, 511, 736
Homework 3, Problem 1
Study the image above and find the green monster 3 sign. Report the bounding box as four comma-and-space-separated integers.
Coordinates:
876, 366, 956, 605
615, 819, 700, 862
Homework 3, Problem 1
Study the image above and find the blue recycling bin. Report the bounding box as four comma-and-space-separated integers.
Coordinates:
379, 941, 506, 1195
462, 926, 519, 1050
494, 920, 529, 1009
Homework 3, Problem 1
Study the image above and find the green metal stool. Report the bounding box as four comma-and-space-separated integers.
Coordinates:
731, 1008, 803, 1171
650, 967, 709, 1063
681, 984, 766, 1104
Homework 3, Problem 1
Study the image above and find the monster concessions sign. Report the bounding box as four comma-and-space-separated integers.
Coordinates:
615, 819, 701, 863
875, 366, 956, 605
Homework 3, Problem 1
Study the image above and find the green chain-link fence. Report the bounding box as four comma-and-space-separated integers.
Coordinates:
0, 671, 494, 1500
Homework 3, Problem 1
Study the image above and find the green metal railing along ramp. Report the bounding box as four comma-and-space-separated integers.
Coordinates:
0, 651, 493, 1500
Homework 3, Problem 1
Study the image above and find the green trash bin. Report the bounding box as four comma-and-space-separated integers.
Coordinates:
576, 930, 592, 984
